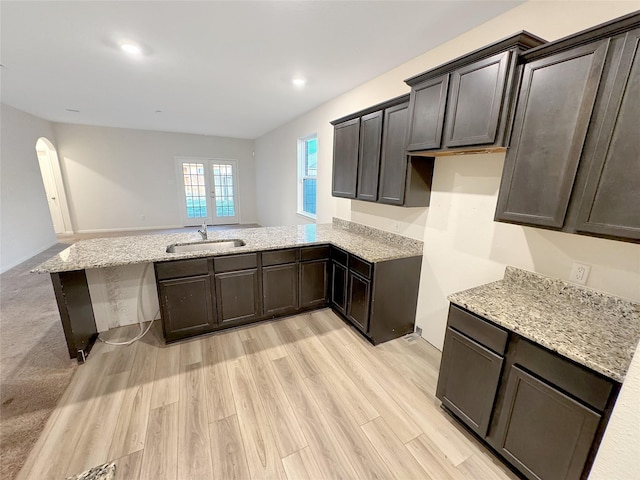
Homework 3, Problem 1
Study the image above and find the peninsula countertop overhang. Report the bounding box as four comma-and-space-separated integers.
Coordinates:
33, 222, 424, 274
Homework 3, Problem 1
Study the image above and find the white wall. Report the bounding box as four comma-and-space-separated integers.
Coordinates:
254, 3, 640, 478
52, 123, 257, 232
0, 104, 58, 272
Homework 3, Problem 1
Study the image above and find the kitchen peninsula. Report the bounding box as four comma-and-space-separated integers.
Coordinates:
34, 219, 424, 360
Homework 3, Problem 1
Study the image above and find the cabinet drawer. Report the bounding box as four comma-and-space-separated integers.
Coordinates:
514, 338, 614, 412
349, 255, 372, 279
300, 245, 330, 261
331, 247, 348, 266
155, 258, 209, 280
214, 253, 258, 273
262, 249, 298, 266
448, 305, 508, 355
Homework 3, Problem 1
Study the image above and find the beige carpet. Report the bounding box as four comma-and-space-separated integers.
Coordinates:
0, 224, 259, 479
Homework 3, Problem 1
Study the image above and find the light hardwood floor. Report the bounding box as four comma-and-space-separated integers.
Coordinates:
16, 309, 518, 480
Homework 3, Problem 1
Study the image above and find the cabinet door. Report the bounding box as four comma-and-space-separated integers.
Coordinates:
494, 366, 601, 480
406, 74, 449, 151
263, 263, 298, 316
330, 261, 348, 314
444, 51, 511, 148
356, 110, 383, 201
215, 269, 260, 325
436, 327, 503, 437
495, 40, 609, 227
576, 29, 640, 240
346, 271, 370, 333
332, 118, 360, 198
378, 102, 410, 205
300, 259, 328, 309
159, 275, 216, 342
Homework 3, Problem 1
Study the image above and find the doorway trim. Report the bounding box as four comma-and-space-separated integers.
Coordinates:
35, 137, 73, 234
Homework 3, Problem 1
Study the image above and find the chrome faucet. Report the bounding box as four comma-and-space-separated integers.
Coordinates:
198, 223, 208, 240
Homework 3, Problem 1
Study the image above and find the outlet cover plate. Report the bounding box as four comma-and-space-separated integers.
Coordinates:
569, 262, 591, 285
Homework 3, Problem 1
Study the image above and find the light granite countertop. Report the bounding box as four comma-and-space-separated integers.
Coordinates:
33, 219, 423, 274
448, 267, 640, 382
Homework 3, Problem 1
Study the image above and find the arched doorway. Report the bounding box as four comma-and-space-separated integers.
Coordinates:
35, 137, 72, 234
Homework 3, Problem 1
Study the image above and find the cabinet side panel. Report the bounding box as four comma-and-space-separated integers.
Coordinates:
368, 256, 422, 344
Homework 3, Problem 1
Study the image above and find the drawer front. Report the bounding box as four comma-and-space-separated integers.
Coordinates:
448, 305, 508, 355
155, 258, 209, 280
348, 255, 372, 279
331, 247, 348, 266
300, 245, 330, 261
514, 338, 614, 412
262, 249, 298, 266
214, 253, 258, 273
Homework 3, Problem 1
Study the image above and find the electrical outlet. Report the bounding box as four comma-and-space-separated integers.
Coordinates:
569, 262, 591, 285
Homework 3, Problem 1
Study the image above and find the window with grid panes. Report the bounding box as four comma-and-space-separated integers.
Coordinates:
298, 134, 317, 218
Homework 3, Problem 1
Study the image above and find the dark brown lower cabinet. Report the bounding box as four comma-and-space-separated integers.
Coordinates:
437, 327, 503, 437
330, 260, 348, 314
262, 263, 298, 316
438, 304, 620, 480
215, 269, 260, 325
158, 275, 216, 342
299, 259, 328, 309
493, 366, 601, 480
346, 271, 370, 332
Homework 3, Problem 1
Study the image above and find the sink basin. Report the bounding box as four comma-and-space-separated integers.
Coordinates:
166, 239, 246, 253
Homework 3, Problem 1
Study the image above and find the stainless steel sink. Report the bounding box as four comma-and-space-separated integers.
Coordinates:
166, 239, 245, 253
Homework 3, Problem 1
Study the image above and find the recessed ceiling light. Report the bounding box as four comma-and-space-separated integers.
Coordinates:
65, 108, 80, 113
120, 42, 143, 56
292, 77, 306, 87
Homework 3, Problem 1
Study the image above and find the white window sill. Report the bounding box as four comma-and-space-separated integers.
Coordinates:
296, 211, 316, 222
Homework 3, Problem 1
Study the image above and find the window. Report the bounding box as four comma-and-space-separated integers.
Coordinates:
298, 134, 317, 219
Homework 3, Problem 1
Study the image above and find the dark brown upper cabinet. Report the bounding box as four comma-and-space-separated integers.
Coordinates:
405, 32, 545, 154
331, 118, 360, 198
443, 51, 511, 148
575, 27, 640, 241
331, 95, 434, 207
405, 74, 449, 151
356, 110, 383, 201
496, 12, 640, 243
495, 40, 609, 228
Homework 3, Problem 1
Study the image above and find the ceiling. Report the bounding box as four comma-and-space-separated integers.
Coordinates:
1, 1, 523, 139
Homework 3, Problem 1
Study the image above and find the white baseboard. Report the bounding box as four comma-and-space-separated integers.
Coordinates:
74, 224, 184, 234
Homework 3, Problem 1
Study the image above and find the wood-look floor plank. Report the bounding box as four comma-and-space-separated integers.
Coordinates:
139, 403, 178, 480
242, 335, 308, 457
65, 370, 130, 476
272, 355, 359, 480
220, 329, 246, 361
458, 453, 520, 480
282, 446, 323, 480
104, 341, 138, 375
361, 416, 432, 480
406, 434, 467, 480
15, 353, 110, 480
296, 325, 380, 425
180, 337, 203, 366
177, 362, 213, 479
346, 339, 475, 465
303, 372, 394, 480
150, 343, 180, 409
227, 356, 287, 479
114, 449, 144, 479
201, 333, 236, 422
273, 317, 322, 378
246, 321, 289, 360
108, 340, 158, 459
315, 322, 422, 443
209, 414, 251, 480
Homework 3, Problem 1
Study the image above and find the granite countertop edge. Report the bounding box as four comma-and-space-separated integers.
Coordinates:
447, 268, 640, 383
33, 221, 424, 274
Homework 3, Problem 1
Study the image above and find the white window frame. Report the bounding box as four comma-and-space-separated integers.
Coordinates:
297, 134, 317, 220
